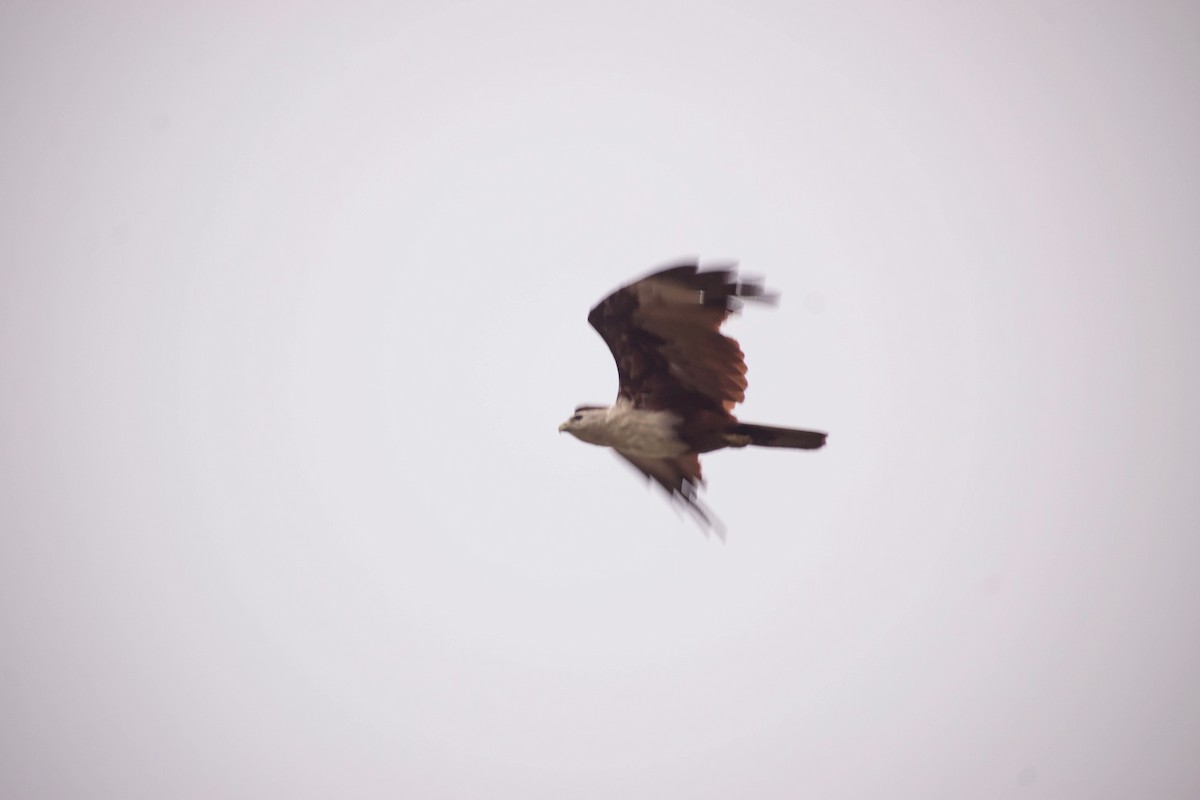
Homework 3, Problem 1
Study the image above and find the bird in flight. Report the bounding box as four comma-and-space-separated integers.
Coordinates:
559, 259, 827, 535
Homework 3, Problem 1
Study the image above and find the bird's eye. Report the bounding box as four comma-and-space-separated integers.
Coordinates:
571, 415, 582, 422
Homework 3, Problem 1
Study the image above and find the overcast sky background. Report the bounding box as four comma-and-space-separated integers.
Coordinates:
2, 2, 1198, 798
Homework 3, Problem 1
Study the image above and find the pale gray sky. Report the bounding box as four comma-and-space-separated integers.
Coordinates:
2, 2, 1198, 798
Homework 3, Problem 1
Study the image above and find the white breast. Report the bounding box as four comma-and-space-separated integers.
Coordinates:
599, 401, 689, 458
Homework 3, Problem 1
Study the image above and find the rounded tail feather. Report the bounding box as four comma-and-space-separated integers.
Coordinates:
734, 423, 827, 449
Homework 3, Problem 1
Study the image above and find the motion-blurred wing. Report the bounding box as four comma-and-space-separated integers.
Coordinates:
587, 259, 774, 415
616, 451, 723, 538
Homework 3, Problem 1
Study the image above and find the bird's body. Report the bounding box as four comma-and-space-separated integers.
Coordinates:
565, 400, 689, 459
559, 259, 827, 534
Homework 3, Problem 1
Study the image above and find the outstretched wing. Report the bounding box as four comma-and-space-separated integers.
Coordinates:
587, 259, 775, 414
616, 451, 725, 539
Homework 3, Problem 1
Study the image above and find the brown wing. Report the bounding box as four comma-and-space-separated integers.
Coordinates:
587, 259, 775, 414
616, 452, 725, 538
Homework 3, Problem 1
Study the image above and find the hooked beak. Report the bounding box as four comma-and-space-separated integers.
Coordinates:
558, 422, 568, 432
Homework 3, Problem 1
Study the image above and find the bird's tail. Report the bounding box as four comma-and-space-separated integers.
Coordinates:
733, 423, 827, 450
